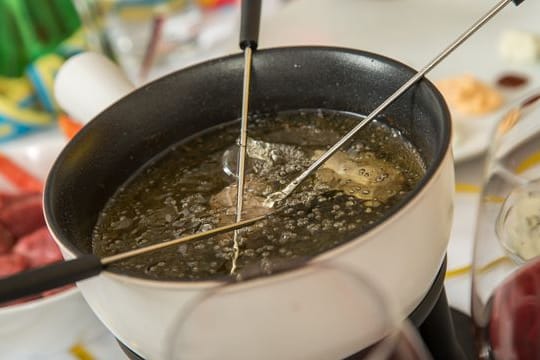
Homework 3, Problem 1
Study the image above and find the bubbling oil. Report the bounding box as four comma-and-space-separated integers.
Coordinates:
92, 110, 426, 280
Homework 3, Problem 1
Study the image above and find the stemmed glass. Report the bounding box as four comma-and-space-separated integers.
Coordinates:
164, 260, 432, 360
471, 89, 540, 359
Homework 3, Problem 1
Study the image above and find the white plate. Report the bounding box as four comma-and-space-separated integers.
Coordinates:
255, 0, 540, 162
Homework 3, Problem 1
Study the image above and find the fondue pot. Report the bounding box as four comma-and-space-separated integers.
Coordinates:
44, 47, 453, 359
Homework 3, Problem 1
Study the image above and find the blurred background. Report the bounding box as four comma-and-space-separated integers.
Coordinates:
1, 0, 539, 143
0, 0, 288, 142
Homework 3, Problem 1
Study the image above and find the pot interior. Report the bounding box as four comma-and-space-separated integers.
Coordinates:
45, 46, 450, 260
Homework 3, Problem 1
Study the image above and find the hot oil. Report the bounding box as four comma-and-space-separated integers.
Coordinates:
92, 109, 426, 280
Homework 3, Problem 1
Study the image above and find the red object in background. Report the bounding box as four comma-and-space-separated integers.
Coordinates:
0, 151, 71, 307
489, 258, 540, 360
0, 192, 37, 208
197, 0, 237, 9
0, 154, 43, 193
14, 227, 63, 267
0, 253, 27, 277
42, 284, 75, 297
58, 114, 82, 139
0, 194, 45, 238
0, 224, 14, 254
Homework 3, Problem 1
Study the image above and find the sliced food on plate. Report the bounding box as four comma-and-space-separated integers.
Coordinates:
0, 153, 70, 306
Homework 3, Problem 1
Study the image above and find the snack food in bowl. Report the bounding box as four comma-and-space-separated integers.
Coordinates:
0, 131, 105, 358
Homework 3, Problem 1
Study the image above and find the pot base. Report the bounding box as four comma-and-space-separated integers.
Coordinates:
450, 308, 474, 360
116, 258, 474, 359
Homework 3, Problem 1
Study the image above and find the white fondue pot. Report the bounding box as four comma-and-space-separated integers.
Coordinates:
47, 49, 453, 359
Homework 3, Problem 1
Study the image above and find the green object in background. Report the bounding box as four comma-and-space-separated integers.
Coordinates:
0, 0, 81, 77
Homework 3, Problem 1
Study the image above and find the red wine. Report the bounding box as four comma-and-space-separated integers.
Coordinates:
489, 258, 540, 360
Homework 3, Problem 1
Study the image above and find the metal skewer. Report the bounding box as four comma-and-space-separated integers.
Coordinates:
0, 214, 269, 303
102, 214, 267, 264
263, 0, 526, 208
231, 0, 262, 274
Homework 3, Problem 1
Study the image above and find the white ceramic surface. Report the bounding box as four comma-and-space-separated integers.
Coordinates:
0, 132, 107, 358
166, 265, 401, 360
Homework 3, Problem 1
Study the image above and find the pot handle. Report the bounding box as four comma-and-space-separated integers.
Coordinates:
0, 254, 102, 304
54, 52, 135, 124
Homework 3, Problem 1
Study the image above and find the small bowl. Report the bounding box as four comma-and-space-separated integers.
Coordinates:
0, 130, 106, 357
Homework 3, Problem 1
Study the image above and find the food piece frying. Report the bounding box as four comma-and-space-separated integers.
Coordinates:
313, 150, 406, 202
210, 177, 271, 222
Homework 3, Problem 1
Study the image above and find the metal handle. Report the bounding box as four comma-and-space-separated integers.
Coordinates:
239, 0, 262, 50
0, 254, 102, 303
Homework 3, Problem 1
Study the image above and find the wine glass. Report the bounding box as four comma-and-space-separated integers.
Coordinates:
471, 89, 540, 360
164, 260, 432, 360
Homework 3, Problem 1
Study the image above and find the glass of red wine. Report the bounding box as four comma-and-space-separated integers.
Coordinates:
471, 89, 540, 360
165, 260, 432, 360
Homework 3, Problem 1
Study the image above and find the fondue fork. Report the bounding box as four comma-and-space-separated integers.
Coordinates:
231, 0, 262, 274
0, 214, 268, 303
263, 0, 526, 208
